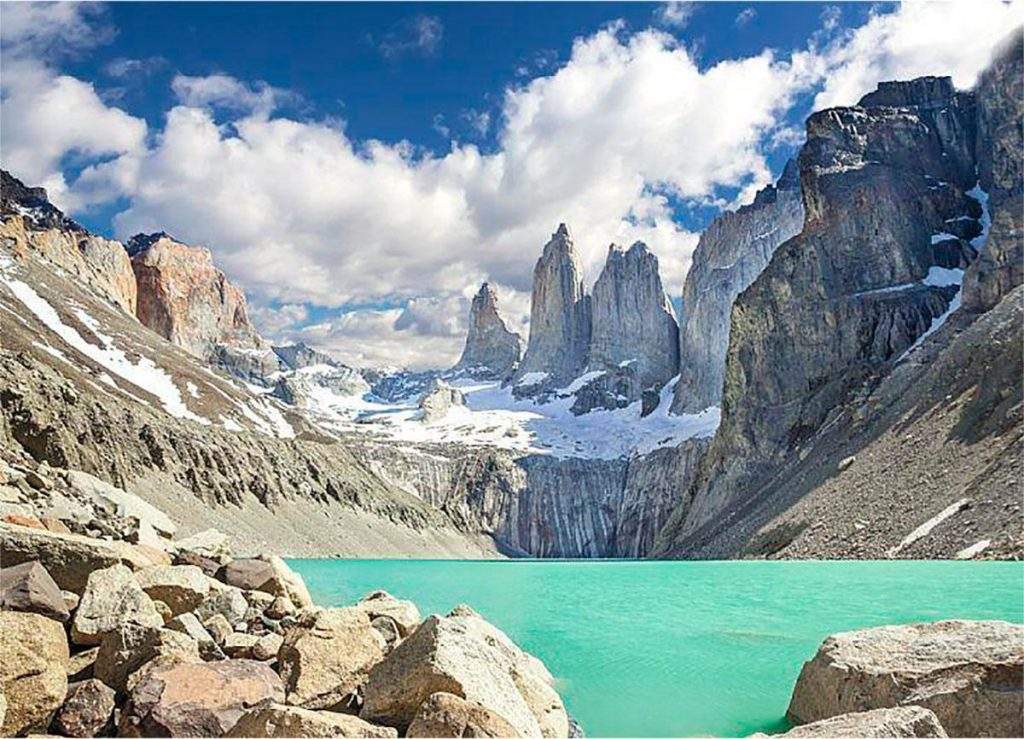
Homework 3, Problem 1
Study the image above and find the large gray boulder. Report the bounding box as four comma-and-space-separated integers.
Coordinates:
71, 564, 164, 646
513, 224, 592, 389
671, 160, 804, 414
757, 706, 948, 738
787, 620, 1024, 737
453, 282, 523, 379
0, 522, 149, 594
590, 242, 679, 392
361, 609, 568, 737
278, 607, 386, 710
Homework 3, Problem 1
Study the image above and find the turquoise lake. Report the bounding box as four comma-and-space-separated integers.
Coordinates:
288, 559, 1024, 737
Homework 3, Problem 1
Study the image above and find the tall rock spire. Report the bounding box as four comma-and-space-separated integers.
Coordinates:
514, 224, 591, 385
590, 242, 679, 390
453, 282, 523, 379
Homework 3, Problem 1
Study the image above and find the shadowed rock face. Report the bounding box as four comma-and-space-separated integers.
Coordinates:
963, 30, 1024, 312
128, 233, 264, 361
671, 160, 804, 414
656, 68, 1004, 554
454, 282, 522, 379
590, 242, 679, 391
514, 224, 591, 386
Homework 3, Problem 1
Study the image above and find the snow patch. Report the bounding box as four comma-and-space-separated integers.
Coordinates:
1, 266, 209, 424
515, 371, 549, 387
888, 498, 970, 556
955, 539, 991, 560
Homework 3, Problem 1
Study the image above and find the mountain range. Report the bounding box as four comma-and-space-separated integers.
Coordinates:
1, 29, 1020, 561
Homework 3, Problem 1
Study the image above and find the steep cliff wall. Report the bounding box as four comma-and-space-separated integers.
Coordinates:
654, 45, 1023, 559
453, 282, 523, 379
671, 161, 804, 414
590, 242, 679, 391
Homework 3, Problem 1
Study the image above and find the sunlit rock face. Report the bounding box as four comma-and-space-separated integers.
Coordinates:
589, 242, 679, 392
513, 224, 592, 388
453, 282, 523, 380
671, 160, 804, 415
128, 232, 264, 361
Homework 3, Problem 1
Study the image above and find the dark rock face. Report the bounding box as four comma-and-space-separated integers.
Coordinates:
589, 242, 679, 391
513, 224, 592, 387
671, 160, 804, 414
453, 283, 523, 379
963, 30, 1024, 312
654, 53, 1021, 558
0, 560, 70, 622
0, 170, 83, 232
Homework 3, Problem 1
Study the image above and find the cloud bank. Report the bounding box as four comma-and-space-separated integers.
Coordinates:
2, 0, 1020, 368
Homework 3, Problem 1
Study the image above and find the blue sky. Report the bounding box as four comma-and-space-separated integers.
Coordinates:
59, 2, 870, 237
2, 1, 1019, 368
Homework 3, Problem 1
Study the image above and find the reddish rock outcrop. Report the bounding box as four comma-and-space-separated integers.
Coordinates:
127, 232, 263, 360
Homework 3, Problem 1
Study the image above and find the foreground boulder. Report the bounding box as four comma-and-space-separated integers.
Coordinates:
354, 590, 422, 638
216, 556, 311, 609
0, 522, 143, 594
278, 607, 386, 710
0, 559, 70, 621
71, 564, 164, 646
788, 620, 1024, 737
0, 611, 69, 735
361, 610, 568, 737
758, 706, 948, 737
52, 679, 116, 737
407, 692, 519, 738
120, 659, 285, 736
134, 564, 210, 617
94, 623, 201, 694
226, 703, 398, 738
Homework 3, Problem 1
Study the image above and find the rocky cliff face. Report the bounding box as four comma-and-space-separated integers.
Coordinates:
654, 47, 1023, 558
671, 160, 804, 414
513, 225, 591, 387
128, 233, 264, 361
0, 171, 138, 315
356, 437, 708, 558
590, 242, 679, 391
453, 283, 523, 379
963, 31, 1024, 312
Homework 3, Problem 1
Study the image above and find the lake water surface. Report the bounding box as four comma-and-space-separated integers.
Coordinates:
289, 559, 1024, 737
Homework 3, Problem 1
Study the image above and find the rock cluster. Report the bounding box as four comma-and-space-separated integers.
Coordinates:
784, 620, 1024, 738
127, 232, 264, 362
453, 282, 523, 380
508, 226, 679, 410
0, 487, 570, 738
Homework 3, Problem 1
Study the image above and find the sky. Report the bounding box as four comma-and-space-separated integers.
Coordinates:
1, 1, 1021, 369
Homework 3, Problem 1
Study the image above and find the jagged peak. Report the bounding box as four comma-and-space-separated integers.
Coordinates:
125, 231, 178, 256
554, 222, 570, 238
1, 169, 83, 233
539, 222, 580, 264
856, 75, 956, 109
